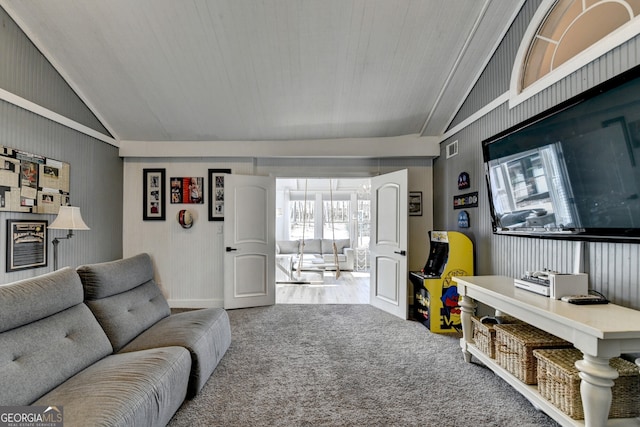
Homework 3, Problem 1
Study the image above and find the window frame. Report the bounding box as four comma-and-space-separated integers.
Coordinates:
509, 0, 640, 109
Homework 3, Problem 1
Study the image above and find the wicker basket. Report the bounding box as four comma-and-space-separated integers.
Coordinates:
494, 323, 572, 384
471, 315, 522, 359
534, 348, 640, 420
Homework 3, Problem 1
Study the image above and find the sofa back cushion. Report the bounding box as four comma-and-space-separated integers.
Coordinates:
77, 253, 170, 352
0, 268, 113, 405
79, 253, 156, 299
276, 240, 299, 254
303, 238, 322, 254
334, 238, 351, 253
0, 268, 82, 333
321, 238, 350, 254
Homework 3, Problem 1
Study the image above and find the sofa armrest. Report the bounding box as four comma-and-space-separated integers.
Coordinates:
342, 248, 354, 271
343, 247, 354, 258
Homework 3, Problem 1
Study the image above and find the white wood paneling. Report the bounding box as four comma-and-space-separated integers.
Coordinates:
122, 158, 255, 307
1, 0, 522, 142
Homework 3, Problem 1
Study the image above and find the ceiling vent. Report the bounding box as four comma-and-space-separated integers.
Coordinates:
446, 140, 458, 159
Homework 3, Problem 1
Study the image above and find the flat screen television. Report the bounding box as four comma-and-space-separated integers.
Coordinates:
483, 65, 640, 242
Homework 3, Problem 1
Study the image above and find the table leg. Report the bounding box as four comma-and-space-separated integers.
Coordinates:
459, 295, 476, 363
575, 354, 619, 427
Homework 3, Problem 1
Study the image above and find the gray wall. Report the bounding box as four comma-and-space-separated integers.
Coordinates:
434, 0, 640, 309
0, 7, 122, 284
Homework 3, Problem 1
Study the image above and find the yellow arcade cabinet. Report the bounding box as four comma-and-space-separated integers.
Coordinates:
409, 231, 473, 333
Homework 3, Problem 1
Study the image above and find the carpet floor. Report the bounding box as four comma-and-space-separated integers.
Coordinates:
168, 304, 560, 427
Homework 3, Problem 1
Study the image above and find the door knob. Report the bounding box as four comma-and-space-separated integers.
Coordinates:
226, 247, 237, 252
394, 250, 406, 256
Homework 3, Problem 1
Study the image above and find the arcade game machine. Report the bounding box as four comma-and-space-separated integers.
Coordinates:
409, 231, 473, 333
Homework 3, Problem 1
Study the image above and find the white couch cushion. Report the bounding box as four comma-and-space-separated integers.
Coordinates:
302, 239, 322, 254
277, 240, 300, 254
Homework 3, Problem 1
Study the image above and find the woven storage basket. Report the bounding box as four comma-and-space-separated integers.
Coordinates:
471, 315, 523, 359
494, 323, 572, 384
534, 348, 640, 420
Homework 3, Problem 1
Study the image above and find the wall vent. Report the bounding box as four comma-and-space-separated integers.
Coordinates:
446, 140, 458, 158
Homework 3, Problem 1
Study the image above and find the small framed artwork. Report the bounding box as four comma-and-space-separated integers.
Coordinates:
143, 168, 166, 220
208, 169, 231, 221
6, 219, 48, 272
170, 177, 204, 204
409, 191, 422, 216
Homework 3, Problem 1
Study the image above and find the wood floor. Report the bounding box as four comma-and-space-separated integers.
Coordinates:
276, 271, 370, 304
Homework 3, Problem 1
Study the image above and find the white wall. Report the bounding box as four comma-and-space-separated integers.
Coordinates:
123, 158, 254, 307
123, 156, 433, 308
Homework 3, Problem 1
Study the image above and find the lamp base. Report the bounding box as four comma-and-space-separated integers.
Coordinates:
51, 230, 73, 271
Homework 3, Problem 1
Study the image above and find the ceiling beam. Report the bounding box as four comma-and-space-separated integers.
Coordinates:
118, 134, 440, 158
0, 86, 118, 146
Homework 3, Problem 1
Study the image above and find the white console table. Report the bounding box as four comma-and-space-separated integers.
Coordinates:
453, 275, 640, 427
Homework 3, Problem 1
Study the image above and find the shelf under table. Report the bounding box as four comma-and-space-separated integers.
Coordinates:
454, 275, 640, 427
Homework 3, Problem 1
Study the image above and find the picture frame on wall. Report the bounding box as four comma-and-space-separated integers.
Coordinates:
6, 219, 48, 272
208, 169, 231, 221
143, 168, 166, 220
170, 177, 205, 204
409, 191, 423, 216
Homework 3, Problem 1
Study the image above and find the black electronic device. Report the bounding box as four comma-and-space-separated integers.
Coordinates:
479, 315, 510, 325
560, 294, 609, 305
482, 64, 640, 242
422, 239, 449, 278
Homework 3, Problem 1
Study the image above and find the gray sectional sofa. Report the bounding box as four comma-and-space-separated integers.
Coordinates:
0, 253, 231, 427
276, 238, 354, 271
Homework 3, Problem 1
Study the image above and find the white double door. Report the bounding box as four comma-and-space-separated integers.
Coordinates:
224, 170, 408, 320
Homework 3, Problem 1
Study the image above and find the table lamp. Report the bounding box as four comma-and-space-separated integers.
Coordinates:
48, 206, 90, 270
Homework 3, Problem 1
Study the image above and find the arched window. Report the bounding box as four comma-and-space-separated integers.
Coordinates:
510, 0, 640, 107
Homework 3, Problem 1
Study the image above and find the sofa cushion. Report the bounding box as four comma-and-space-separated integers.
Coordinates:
33, 347, 191, 427
119, 308, 232, 397
321, 239, 333, 254
0, 267, 83, 333
78, 253, 155, 299
0, 304, 113, 406
78, 254, 232, 399
302, 238, 321, 254
0, 268, 113, 406
85, 281, 170, 352
334, 238, 351, 253
321, 238, 351, 254
276, 240, 299, 254
323, 254, 347, 263
78, 254, 171, 352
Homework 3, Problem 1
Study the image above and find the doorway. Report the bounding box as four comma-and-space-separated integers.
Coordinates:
275, 178, 370, 304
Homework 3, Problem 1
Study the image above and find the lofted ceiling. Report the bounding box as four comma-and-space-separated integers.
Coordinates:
1, 0, 522, 146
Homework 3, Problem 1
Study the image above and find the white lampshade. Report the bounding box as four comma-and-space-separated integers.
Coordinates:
48, 206, 90, 230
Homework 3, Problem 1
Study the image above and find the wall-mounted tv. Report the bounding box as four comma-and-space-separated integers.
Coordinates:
483, 65, 640, 242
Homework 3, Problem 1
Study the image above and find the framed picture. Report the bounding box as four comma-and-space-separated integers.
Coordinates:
143, 168, 166, 220
6, 219, 48, 272
409, 191, 422, 216
208, 169, 231, 221
170, 177, 204, 204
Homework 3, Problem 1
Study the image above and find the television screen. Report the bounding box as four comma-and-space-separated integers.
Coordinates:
483, 65, 640, 241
